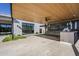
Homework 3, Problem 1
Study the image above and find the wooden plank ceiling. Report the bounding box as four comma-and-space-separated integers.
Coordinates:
12, 3, 79, 24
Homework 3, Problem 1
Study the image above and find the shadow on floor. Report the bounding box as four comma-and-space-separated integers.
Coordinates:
72, 45, 79, 56
36, 34, 79, 56
36, 34, 60, 41
72, 39, 79, 56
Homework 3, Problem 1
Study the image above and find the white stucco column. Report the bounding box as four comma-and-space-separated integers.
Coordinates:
34, 23, 40, 34
13, 19, 22, 35
75, 21, 77, 29
70, 21, 72, 29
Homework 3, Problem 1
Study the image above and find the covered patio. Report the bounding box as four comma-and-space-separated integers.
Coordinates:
0, 3, 79, 56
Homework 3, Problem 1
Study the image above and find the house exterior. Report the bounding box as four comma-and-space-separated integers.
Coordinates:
13, 18, 45, 35
0, 15, 45, 35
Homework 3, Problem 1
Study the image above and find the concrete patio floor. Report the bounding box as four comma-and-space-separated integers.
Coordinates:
0, 35, 75, 56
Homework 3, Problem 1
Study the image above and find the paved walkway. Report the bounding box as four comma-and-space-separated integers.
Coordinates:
0, 35, 75, 56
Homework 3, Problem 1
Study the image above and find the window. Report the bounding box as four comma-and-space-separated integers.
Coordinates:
22, 23, 34, 34
0, 3, 12, 35
0, 23, 12, 35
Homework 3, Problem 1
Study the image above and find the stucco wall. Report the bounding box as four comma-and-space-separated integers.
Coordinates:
34, 23, 45, 34
13, 19, 22, 35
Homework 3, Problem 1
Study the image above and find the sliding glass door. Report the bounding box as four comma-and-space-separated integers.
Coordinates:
22, 22, 34, 34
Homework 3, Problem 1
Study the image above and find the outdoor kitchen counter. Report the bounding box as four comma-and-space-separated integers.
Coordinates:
60, 31, 78, 44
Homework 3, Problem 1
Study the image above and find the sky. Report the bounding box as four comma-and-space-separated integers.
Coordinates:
0, 3, 11, 17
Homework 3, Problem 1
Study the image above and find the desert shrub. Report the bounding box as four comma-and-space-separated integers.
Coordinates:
2, 35, 26, 42
2, 35, 12, 42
